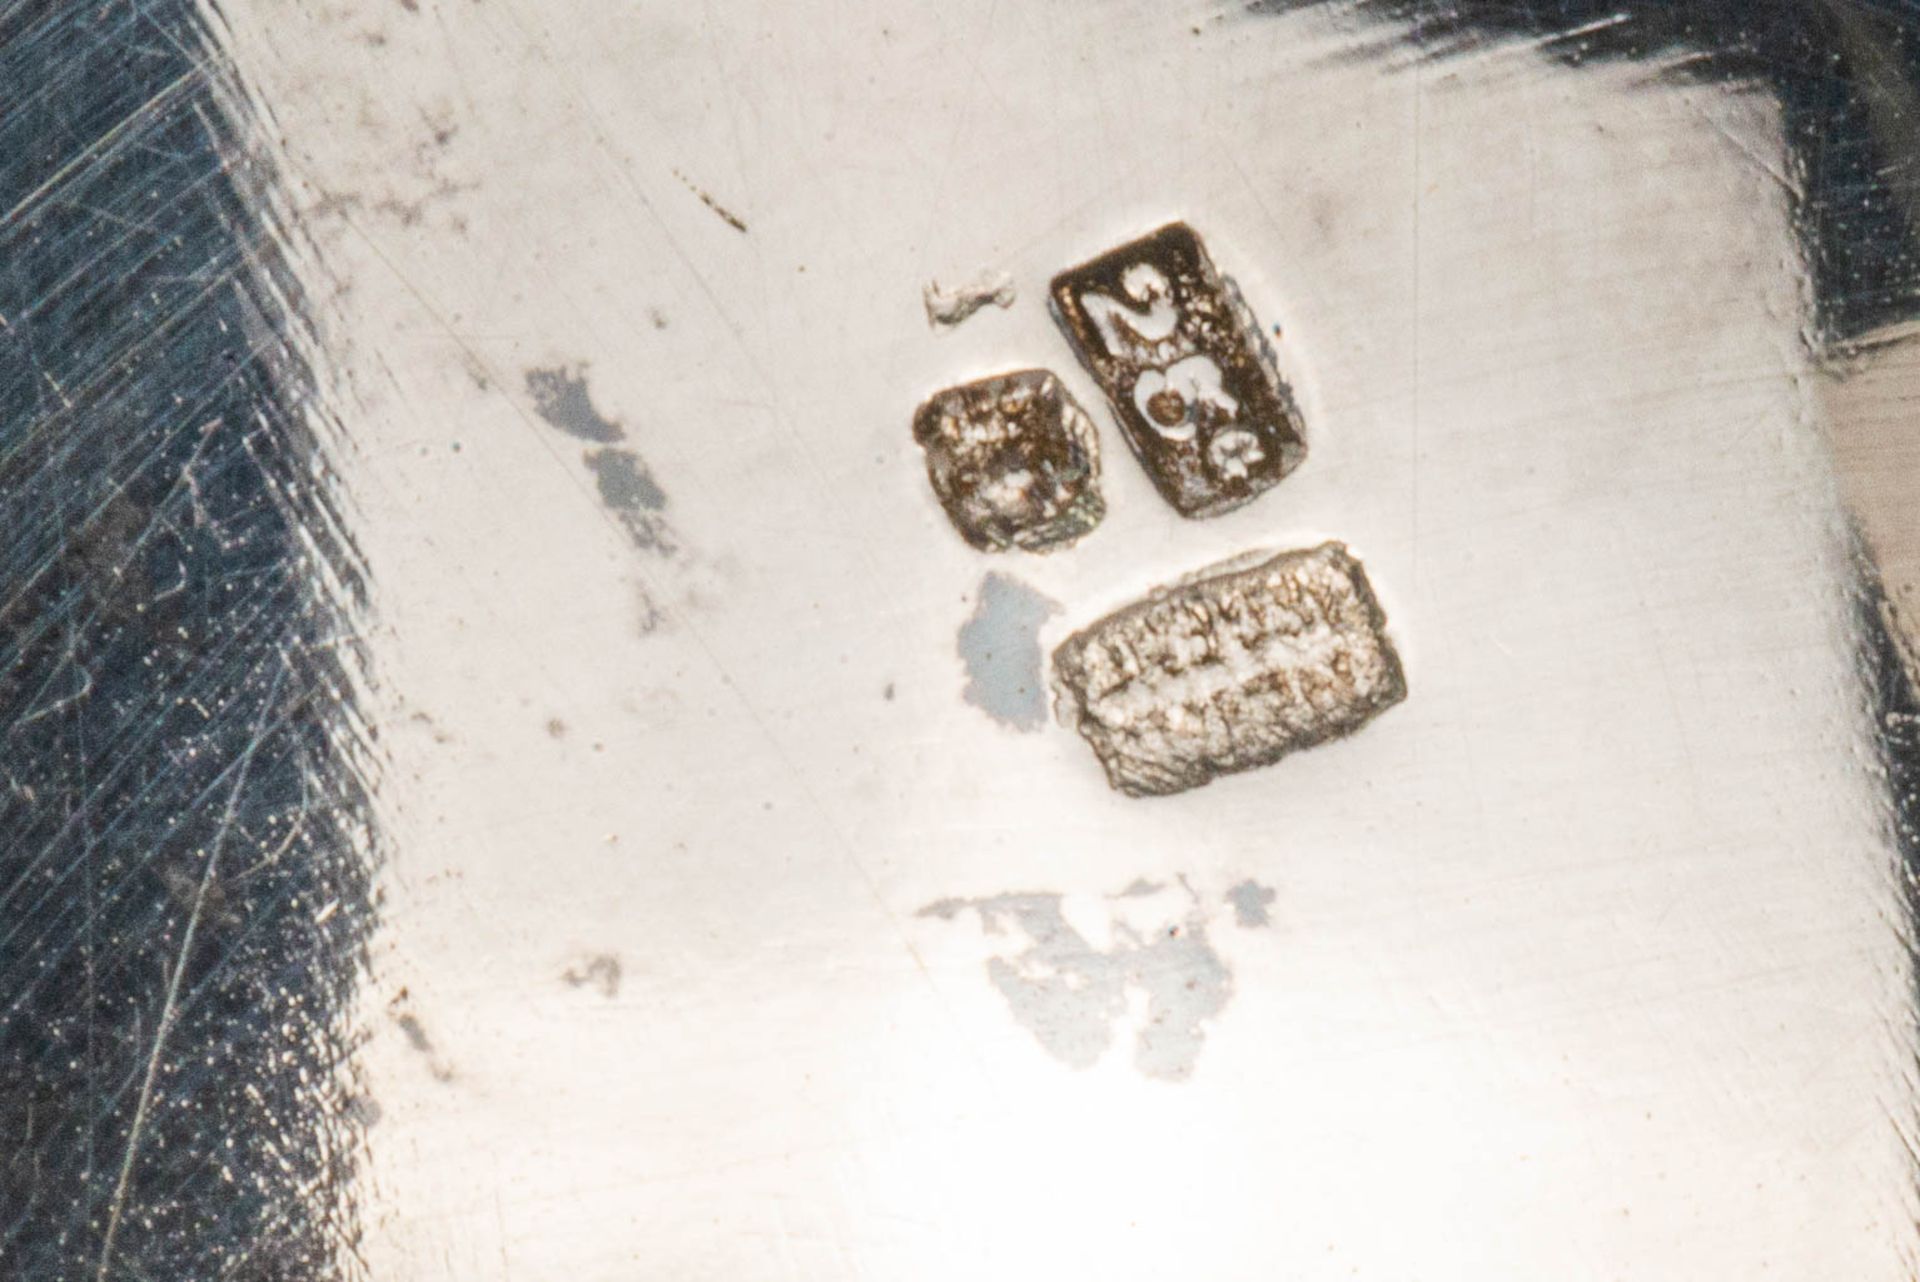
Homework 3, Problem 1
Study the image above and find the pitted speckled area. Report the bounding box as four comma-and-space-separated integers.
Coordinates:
0, 2, 378, 1276
1053, 543, 1405, 796
913, 369, 1105, 554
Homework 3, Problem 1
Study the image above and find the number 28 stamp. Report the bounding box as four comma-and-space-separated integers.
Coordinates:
1049, 222, 1307, 518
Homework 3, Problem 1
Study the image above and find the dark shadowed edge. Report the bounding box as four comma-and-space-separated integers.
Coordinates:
1857, 541, 1920, 1234
1248, 0, 1920, 344
0, 2, 379, 1279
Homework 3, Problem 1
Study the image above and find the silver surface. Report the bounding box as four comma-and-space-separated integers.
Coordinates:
6, 1, 1920, 1278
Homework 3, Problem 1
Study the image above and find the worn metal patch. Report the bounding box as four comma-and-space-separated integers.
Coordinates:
1052, 543, 1406, 797
1050, 222, 1306, 517
913, 369, 1105, 553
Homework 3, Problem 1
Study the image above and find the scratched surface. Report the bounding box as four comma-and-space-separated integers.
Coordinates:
5, 0, 1920, 1279
0, 2, 378, 1278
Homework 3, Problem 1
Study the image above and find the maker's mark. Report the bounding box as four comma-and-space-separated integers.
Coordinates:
1051, 542, 1407, 797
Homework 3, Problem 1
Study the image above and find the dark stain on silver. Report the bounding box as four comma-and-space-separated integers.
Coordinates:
387, 997, 455, 1084
396, 1013, 433, 1055
919, 883, 1234, 1081
1052, 543, 1407, 797
525, 364, 675, 554
1227, 879, 1278, 928
561, 953, 623, 998
1050, 222, 1306, 518
957, 574, 1057, 733
586, 447, 669, 516
912, 369, 1105, 553
0, 2, 378, 1277
527, 364, 626, 443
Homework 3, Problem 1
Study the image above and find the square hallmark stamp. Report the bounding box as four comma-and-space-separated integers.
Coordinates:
1050, 222, 1306, 518
912, 368, 1105, 553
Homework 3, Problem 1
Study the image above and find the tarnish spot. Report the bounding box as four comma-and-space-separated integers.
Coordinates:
958, 574, 1057, 733
561, 953, 623, 998
921, 879, 1234, 1081
1052, 542, 1407, 797
526, 365, 624, 443
524, 365, 676, 555
585, 447, 668, 521
1226, 879, 1277, 928
387, 992, 455, 1083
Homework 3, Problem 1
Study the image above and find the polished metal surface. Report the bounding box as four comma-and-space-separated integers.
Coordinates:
4, 1, 1919, 1278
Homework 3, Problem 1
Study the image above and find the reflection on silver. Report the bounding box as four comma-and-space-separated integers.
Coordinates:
12, 0, 1920, 1279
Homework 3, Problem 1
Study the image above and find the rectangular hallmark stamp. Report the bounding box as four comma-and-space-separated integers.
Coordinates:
1050, 222, 1306, 518
913, 369, 1105, 554
1051, 543, 1405, 797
